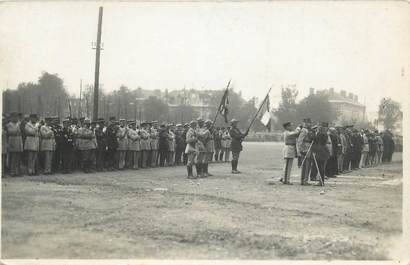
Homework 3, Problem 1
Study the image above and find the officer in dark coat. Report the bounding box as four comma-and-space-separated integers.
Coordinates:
229, 119, 248, 174
61, 118, 75, 173
182, 123, 189, 165
158, 123, 169, 167
105, 116, 119, 171
310, 122, 330, 185
325, 127, 339, 178
95, 118, 106, 171
350, 128, 363, 169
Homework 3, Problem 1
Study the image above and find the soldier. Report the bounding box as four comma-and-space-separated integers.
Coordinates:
150, 121, 159, 167
116, 119, 128, 170
40, 117, 56, 174
196, 118, 209, 177
127, 121, 141, 169
51, 117, 63, 172
213, 127, 222, 162
105, 117, 118, 171
94, 118, 106, 171
376, 131, 384, 164
296, 118, 314, 185
157, 123, 167, 166
337, 126, 347, 173
222, 126, 232, 162
167, 124, 176, 166
359, 130, 369, 168
281, 122, 301, 184
139, 122, 151, 168
6, 112, 24, 177
350, 128, 363, 169
325, 127, 339, 178
174, 124, 185, 165
78, 119, 95, 173
61, 119, 75, 173
310, 122, 330, 185
185, 120, 198, 179
229, 119, 248, 174
182, 123, 189, 165
2, 115, 8, 177
24, 114, 40, 176
204, 120, 214, 176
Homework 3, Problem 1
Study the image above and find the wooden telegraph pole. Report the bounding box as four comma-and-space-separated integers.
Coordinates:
93, 6, 103, 121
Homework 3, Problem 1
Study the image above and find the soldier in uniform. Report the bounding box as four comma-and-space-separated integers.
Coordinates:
139, 122, 151, 168
296, 118, 314, 185
40, 117, 56, 174
229, 119, 248, 174
116, 119, 128, 170
2, 115, 8, 177
61, 119, 75, 173
24, 114, 40, 175
174, 124, 185, 165
359, 129, 369, 168
182, 123, 189, 165
105, 117, 118, 171
127, 121, 141, 169
185, 120, 198, 179
94, 118, 106, 171
51, 117, 63, 172
196, 118, 210, 177
204, 120, 214, 176
167, 124, 176, 166
350, 128, 363, 170
213, 127, 222, 162
150, 121, 159, 167
6, 112, 24, 177
281, 122, 301, 184
158, 123, 169, 167
78, 119, 95, 173
325, 127, 339, 178
310, 122, 330, 185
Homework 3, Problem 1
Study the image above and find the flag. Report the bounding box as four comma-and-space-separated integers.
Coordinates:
258, 94, 271, 128
218, 88, 229, 123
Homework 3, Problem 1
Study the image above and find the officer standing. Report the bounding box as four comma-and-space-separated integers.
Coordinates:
6, 112, 24, 177
78, 119, 95, 173
182, 123, 189, 165
150, 121, 159, 167
139, 122, 150, 168
174, 124, 185, 165
24, 114, 40, 176
310, 122, 330, 185
296, 118, 313, 185
229, 119, 248, 174
281, 122, 301, 184
95, 118, 106, 171
158, 123, 169, 167
185, 120, 198, 179
127, 121, 141, 169
116, 119, 128, 170
204, 120, 214, 176
105, 117, 118, 171
196, 118, 209, 178
213, 127, 222, 162
61, 119, 75, 173
40, 117, 56, 174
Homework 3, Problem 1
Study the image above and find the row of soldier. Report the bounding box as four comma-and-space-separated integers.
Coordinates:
282, 118, 396, 186
2, 112, 234, 177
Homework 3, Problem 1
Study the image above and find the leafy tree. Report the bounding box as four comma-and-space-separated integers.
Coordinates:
378, 98, 402, 131
169, 104, 199, 124
296, 92, 337, 125
142, 96, 169, 122
272, 86, 298, 129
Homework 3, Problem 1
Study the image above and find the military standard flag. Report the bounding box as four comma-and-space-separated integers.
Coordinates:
218, 88, 229, 123
259, 94, 271, 128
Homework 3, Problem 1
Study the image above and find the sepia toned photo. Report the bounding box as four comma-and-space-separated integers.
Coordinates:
0, 1, 409, 263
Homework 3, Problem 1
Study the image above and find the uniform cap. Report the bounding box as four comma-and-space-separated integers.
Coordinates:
196, 117, 204, 122
62, 119, 70, 123
205, 119, 212, 125
84, 119, 91, 124
282, 122, 292, 128
183, 123, 189, 127
189, 120, 197, 125
302, 118, 312, 123
230, 118, 238, 124
119, 118, 126, 122
109, 116, 116, 121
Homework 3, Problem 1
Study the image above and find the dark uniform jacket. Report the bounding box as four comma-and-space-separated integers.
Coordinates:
229, 127, 246, 152
61, 127, 74, 150
106, 124, 118, 150
312, 132, 330, 161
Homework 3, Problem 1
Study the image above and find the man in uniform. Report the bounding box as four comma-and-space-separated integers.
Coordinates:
182, 123, 189, 165
296, 118, 314, 185
139, 122, 151, 168
229, 119, 248, 174
116, 119, 128, 170
204, 120, 214, 176
61, 118, 75, 173
213, 127, 222, 162
174, 124, 185, 165
185, 120, 198, 179
196, 118, 210, 178
105, 117, 118, 171
150, 121, 159, 167
24, 114, 40, 176
282, 122, 301, 184
127, 121, 141, 169
95, 118, 106, 171
158, 123, 169, 167
78, 119, 95, 173
310, 122, 330, 185
6, 112, 24, 177
40, 117, 56, 174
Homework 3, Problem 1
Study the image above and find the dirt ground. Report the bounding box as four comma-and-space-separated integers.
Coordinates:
1, 142, 402, 259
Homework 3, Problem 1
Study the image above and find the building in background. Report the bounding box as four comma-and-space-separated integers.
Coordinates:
310, 87, 366, 124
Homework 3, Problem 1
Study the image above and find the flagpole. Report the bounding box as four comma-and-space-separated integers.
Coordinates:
245, 86, 272, 134
212, 79, 231, 125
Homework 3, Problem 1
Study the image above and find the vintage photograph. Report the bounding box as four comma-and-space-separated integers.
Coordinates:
0, 1, 408, 261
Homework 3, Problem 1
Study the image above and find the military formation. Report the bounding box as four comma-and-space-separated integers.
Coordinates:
1, 112, 235, 178
281, 118, 396, 186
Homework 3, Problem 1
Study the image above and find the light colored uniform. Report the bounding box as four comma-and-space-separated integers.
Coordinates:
185, 127, 198, 166
282, 128, 300, 183
40, 125, 55, 173
127, 128, 141, 169
150, 128, 159, 166
139, 128, 150, 168
6, 122, 24, 175
196, 127, 210, 164
116, 126, 128, 169
360, 134, 369, 168
168, 130, 175, 165
24, 122, 40, 174
222, 130, 231, 161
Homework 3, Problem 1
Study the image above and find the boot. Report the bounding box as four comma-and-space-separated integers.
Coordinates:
231, 161, 235, 173
232, 160, 240, 174
196, 163, 202, 178
187, 165, 195, 179
207, 163, 213, 176
219, 152, 224, 162
214, 153, 218, 162
202, 163, 208, 177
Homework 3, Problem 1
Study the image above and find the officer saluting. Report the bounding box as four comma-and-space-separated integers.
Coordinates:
229, 119, 248, 174
281, 122, 301, 184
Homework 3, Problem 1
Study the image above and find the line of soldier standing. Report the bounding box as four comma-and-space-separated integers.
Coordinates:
2, 112, 233, 177
281, 118, 396, 186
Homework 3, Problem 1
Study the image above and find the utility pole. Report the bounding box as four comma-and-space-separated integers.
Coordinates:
92, 6, 103, 122
79, 79, 82, 118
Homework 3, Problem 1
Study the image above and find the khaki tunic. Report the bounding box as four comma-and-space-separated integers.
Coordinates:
24, 122, 40, 151
127, 129, 141, 151
77, 127, 95, 151
6, 122, 23, 152
283, 128, 300, 159
40, 125, 56, 151
117, 127, 128, 151
185, 128, 198, 154
168, 131, 175, 152
139, 129, 150, 151
150, 129, 159, 150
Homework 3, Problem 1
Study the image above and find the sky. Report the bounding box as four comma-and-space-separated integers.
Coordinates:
1, 1, 409, 119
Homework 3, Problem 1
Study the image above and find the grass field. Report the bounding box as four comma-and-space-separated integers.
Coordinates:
1, 142, 402, 259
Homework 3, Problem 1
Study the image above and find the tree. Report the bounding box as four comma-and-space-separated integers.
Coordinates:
378, 98, 402, 131
169, 104, 199, 124
296, 92, 337, 125
142, 96, 169, 122
272, 86, 298, 130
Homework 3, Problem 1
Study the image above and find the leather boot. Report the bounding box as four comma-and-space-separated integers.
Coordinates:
196, 163, 202, 178
187, 165, 195, 179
